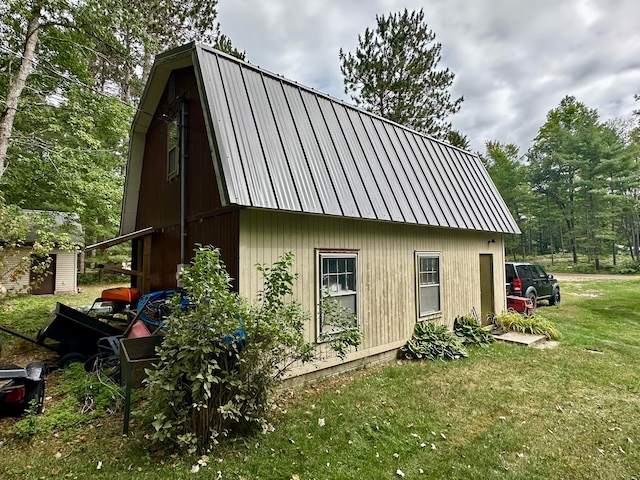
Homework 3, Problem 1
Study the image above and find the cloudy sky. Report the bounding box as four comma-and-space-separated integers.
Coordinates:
216, 0, 640, 154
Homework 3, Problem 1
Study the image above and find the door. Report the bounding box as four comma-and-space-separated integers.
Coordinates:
479, 254, 494, 323
30, 254, 56, 295
532, 264, 553, 298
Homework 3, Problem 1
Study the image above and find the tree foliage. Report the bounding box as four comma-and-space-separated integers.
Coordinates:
0, 0, 243, 265
527, 96, 634, 268
480, 141, 531, 258
339, 8, 463, 141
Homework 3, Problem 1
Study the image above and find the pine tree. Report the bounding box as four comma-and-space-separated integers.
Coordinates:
339, 8, 463, 141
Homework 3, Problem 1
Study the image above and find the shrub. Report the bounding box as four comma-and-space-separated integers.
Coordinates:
399, 322, 468, 361
494, 311, 561, 340
454, 315, 494, 347
144, 246, 361, 452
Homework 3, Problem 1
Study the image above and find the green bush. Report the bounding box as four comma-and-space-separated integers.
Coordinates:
454, 315, 494, 347
612, 259, 640, 275
399, 322, 468, 361
78, 270, 130, 285
494, 311, 561, 340
143, 246, 361, 452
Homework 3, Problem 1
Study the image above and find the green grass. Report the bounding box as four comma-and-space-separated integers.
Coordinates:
1, 279, 640, 479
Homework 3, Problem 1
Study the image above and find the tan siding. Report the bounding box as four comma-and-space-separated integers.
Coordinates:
53, 250, 77, 294
239, 209, 507, 375
2, 249, 78, 295
1, 250, 30, 292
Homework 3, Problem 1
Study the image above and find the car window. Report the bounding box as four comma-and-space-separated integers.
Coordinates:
517, 265, 533, 280
505, 264, 515, 282
532, 265, 548, 278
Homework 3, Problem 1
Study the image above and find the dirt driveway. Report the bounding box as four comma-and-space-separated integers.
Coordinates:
552, 273, 638, 281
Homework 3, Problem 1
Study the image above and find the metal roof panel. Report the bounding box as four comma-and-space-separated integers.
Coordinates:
190, 44, 519, 234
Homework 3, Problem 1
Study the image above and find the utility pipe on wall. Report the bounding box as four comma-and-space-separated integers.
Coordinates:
179, 96, 187, 266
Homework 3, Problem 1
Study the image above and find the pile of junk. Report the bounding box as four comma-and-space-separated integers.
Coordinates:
0, 287, 177, 416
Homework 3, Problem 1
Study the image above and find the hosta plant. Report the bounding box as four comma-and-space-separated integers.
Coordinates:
454, 315, 494, 347
400, 321, 468, 361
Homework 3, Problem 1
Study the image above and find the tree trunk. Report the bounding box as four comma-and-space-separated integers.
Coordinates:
0, 1, 42, 179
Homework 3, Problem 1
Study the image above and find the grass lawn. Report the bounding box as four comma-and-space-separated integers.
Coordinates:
1, 279, 640, 479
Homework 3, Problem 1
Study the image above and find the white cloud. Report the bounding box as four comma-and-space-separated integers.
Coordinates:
217, 0, 640, 153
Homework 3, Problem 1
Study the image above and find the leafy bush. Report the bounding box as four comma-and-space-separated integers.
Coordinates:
78, 270, 131, 285
454, 315, 494, 347
612, 259, 640, 275
494, 311, 561, 340
399, 322, 468, 361
318, 292, 363, 360
144, 246, 361, 452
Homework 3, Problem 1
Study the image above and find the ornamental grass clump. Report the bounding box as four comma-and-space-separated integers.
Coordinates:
143, 245, 361, 453
400, 321, 468, 361
494, 311, 561, 340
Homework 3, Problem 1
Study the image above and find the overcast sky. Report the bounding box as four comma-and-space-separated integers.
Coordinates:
216, 0, 640, 154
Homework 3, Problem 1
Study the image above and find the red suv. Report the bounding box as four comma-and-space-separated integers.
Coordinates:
505, 262, 560, 308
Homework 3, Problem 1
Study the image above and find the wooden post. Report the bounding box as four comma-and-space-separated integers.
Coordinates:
142, 235, 152, 294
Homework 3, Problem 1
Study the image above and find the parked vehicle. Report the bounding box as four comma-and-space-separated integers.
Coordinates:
505, 262, 560, 308
0, 361, 46, 416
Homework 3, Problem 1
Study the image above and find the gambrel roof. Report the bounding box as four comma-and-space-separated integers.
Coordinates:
121, 42, 520, 235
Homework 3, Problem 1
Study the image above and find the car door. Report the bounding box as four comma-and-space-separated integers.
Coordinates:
531, 264, 552, 298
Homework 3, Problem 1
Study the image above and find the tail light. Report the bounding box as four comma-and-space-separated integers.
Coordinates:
4, 386, 25, 403
512, 278, 522, 293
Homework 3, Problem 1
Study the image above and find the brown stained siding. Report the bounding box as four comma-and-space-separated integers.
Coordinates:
134, 66, 238, 291
239, 209, 507, 374
136, 66, 223, 231
187, 211, 240, 289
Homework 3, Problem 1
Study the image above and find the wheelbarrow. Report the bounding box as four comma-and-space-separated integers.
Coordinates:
0, 302, 124, 369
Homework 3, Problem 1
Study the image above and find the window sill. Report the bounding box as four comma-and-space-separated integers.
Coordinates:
317, 326, 360, 344
417, 312, 442, 322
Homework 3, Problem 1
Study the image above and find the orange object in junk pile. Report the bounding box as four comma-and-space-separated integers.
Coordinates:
100, 287, 140, 304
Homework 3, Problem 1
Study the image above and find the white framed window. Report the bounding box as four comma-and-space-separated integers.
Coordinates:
317, 251, 359, 337
416, 252, 441, 317
167, 117, 179, 179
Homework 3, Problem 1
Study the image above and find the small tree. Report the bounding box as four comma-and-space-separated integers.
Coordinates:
339, 8, 463, 140
145, 246, 361, 451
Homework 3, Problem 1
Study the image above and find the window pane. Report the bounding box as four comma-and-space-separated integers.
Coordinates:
417, 254, 440, 316
319, 254, 358, 334
336, 293, 356, 313
419, 285, 440, 315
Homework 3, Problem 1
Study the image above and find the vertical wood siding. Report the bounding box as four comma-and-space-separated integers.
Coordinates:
239, 209, 506, 372
2, 249, 77, 294
1, 251, 30, 292
53, 250, 77, 293
136, 66, 223, 232
134, 66, 238, 291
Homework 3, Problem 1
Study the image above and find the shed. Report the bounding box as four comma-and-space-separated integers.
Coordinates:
121, 43, 520, 377
1, 210, 82, 295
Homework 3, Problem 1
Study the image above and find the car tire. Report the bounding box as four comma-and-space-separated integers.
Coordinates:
527, 291, 537, 310
549, 289, 561, 306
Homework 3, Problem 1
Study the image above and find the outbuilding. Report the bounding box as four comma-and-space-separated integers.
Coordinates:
1, 210, 82, 295
120, 43, 520, 376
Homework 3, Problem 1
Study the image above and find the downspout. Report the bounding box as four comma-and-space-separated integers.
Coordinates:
179, 96, 187, 266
